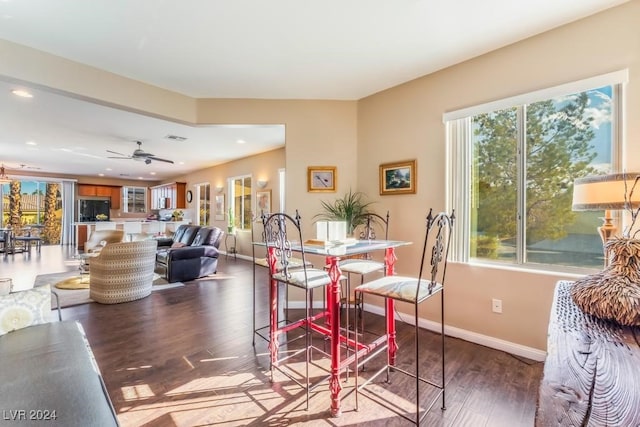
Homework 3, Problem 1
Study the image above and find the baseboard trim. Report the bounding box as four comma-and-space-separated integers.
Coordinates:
286, 300, 546, 362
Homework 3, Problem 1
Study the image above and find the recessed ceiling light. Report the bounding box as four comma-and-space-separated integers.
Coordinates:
150, 172, 156, 175
105, 168, 112, 171
138, 177, 144, 180
236, 139, 246, 144
98, 173, 105, 177
25, 141, 37, 146
12, 89, 33, 98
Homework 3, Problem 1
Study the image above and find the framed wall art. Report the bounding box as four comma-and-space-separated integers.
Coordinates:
256, 189, 272, 214
214, 194, 225, 220
307, 166, 337, 192
379, 160, 416, 195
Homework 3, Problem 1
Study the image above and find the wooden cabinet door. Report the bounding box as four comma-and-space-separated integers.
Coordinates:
77, 225, 88, 250
110, 187, 121, 210
175, 182, 187, 209
78, 185, 97, 196
96, 186, 112, 197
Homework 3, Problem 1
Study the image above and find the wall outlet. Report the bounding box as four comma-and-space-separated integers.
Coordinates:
492, 298, 503, 314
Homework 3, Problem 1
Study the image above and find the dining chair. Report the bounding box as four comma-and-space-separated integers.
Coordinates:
339, 211, 390, 335
354, 209, 454, 425
261, 210, 338, 409
252, 214, 314, 346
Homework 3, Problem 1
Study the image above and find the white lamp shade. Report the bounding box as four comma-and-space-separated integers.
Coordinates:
572, 173, 640, 211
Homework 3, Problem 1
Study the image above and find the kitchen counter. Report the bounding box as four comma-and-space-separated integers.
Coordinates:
74, 220, 190, 249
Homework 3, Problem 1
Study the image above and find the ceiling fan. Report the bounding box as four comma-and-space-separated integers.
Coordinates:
107, 141, 174, 164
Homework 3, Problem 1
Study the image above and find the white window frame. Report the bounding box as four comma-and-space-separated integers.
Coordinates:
228, 174, 252, 230
445, 70, 627, 272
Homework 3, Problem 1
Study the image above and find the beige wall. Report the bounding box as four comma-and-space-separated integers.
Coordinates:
2, 1, 639, 352
357, 0, 640, 351
172, 147, 286, 254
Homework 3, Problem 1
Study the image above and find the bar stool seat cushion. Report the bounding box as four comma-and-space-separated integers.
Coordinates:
273, 268, 342, 289
339, 259, 385, 275
356, 275, 443, 304
255, 257, 311, 269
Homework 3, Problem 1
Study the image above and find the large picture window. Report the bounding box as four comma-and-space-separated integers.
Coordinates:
446, 72, 626, 271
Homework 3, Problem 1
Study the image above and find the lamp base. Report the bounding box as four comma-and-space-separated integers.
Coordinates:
598, 212, 617, 267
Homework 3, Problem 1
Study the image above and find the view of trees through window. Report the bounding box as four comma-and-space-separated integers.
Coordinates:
1, 179, 62, 244
471, 85, 614, 269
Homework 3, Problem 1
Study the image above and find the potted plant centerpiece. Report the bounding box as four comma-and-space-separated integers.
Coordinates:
314, 189, 374, 236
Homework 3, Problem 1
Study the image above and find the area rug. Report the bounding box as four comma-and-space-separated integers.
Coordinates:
34, 271, 184, 308
53, 273, 163, 290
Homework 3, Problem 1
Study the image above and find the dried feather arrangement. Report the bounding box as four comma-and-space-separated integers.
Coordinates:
571, 172, 640, 326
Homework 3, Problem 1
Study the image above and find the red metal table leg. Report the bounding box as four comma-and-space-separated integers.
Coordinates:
267, 248, 279, 366
385, 248, 398, 366
326, 256, 343, 417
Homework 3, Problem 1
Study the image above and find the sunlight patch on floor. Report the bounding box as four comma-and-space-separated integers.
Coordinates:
121, 384, 156, 401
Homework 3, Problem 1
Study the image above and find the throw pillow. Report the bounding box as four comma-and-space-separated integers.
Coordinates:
0, 284, 51, 335
570, 237, 640, 326
171, 242, 187, 248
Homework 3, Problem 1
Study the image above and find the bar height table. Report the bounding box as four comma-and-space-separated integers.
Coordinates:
261, 239, 411, 416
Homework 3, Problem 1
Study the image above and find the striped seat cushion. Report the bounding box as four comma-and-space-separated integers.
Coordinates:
255, 257, 313, 270
355, 275, 443, 304
339, 259, 385, 275
273, 268, 336, 289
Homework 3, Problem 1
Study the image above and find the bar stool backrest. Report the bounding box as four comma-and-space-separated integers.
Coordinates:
416, 209, 455, 300
261, 211, 307, 280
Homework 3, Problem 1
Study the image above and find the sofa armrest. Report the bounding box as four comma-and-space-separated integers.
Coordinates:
167, 246, 205, 260
155, 237, 173, 248
202, 245, 220, 258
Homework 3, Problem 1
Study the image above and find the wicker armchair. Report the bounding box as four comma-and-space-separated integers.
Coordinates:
89, 240, 158, 304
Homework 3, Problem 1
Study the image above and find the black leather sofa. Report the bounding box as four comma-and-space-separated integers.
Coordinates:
155, 225, 224, 283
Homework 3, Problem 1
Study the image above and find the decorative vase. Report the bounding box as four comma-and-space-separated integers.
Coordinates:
570, 237, 640, 326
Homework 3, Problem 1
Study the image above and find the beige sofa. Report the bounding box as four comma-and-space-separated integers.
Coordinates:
89, 240, 158, 304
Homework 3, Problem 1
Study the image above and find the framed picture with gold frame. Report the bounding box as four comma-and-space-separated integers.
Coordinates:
307, 166, 337, 192
379, 160, 416, 195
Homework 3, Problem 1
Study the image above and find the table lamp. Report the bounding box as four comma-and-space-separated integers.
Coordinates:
572, 173, 640, 263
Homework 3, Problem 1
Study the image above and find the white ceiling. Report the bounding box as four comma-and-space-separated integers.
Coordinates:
0, 0, 629, 180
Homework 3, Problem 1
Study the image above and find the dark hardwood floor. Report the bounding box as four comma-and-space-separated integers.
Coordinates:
4, 246, 543, 426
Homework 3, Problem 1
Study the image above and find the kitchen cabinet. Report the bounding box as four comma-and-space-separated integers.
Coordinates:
96, 186, 112, 197
150, 182, 186, 210
76, 224, 88, 251
78, 185, 97, 197
77, 184, 122, 210
110, 187, 121, 210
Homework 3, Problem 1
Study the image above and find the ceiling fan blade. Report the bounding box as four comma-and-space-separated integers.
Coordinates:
107, 149, 128, 156
107, 156, 131, 159
148, 156, 174, 164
